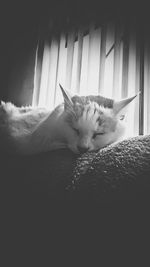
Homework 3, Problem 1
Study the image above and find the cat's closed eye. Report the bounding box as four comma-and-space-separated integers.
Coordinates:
92, 132, 105, 139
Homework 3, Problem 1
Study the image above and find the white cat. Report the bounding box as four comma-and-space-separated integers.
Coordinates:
0, 85, 137, 154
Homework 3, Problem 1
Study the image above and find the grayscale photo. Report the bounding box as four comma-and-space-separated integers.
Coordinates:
1, 0, 150, 264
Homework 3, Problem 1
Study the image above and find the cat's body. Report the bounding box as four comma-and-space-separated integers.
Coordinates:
0, 86, 137, 154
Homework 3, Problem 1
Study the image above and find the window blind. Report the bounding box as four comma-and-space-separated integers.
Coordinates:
32, 19, 148, 137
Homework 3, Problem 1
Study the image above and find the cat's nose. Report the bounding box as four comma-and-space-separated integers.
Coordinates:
77, 146, 89, 154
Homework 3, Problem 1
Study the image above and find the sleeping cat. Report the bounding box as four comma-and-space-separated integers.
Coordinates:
0, 84, 137, 154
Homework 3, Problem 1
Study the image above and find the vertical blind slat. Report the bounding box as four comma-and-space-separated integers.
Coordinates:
139, 35, 145, 135
143, 35, 150, 135
76, 27, 84, 93
54, 34, 61, 105
79, 30, 89, 95
38, 39, 51, 106
144, 41, 148, 134
32, 41, 41, 106
112, 24, 122, 98
87, 22, 95, 93
65, 29, 75, 89
134, 32, 141, 135
53, 32, 67, 106
98, 24, 107, 94
46, 37, 59, 108
121, 27, 129, 98
126, 25, 137, 136
147, 39, 150, 134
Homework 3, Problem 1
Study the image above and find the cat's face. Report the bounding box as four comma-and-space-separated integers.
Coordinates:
64, 101, 126, 154
59, 85, 137, 154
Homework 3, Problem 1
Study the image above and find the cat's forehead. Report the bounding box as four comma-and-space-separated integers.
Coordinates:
73, 103, 115, 134
71, 95, 114, 108
64, 95, 115, 126
73, 99, 113, 120
73, 101, 96, 118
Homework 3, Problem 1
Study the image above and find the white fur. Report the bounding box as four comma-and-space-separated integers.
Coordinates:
67, 102, 126, 153
0, 99, 128, 155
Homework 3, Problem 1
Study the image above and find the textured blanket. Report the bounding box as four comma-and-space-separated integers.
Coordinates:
67, 134, 150, 202
1, 134, 150, 203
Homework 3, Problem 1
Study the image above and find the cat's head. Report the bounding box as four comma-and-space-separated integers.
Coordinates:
59, 84, 137, 154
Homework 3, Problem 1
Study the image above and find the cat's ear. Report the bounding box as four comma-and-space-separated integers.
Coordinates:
113, 94, 137, 115
59, 84, 74, 111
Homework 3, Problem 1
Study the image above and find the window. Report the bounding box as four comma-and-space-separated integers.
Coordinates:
32, 19, 150, 137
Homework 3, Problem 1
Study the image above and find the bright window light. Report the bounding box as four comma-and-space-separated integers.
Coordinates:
32, 20, 149, 136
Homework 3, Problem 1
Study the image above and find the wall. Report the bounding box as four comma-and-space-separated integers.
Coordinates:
0, 2, 39, 106
6, 32, 37, 106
